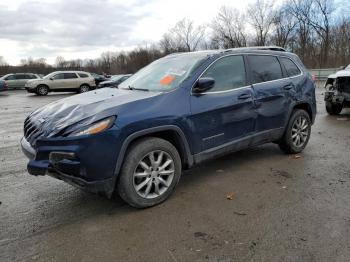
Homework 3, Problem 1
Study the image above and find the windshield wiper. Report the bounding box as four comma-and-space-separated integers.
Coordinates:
128, 86, 149, 91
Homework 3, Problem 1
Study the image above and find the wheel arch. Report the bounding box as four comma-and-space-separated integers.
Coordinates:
80, 83, 91, 88
113, 125, 193, 184
36, 83, 50, 90
293, 102, 313, 121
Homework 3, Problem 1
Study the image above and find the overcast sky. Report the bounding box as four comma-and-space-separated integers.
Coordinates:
0, 0, 259, 65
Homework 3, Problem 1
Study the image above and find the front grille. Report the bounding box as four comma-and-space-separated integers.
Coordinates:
24, 116, 44, 147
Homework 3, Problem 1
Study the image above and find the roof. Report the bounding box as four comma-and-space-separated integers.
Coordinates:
166, 46, 290, 58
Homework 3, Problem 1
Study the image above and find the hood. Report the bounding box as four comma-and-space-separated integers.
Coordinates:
99, 79, 117, 85
26, 88, 161, 139
335, 70, 350, 78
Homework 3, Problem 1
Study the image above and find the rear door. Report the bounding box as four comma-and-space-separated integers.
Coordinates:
247, 55, 294, 135
63, 73, 79, 89
190, 55, 256, 152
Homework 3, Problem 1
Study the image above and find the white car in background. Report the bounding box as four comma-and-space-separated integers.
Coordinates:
324, 65, 350, 115
25, 71, 96, 96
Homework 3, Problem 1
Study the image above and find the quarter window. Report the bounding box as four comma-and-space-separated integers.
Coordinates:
64, 73, 78, 79
78, 73, 89, 78
248, 55, 283, 84
201, 55, 246, 92
280, 57, 301, 77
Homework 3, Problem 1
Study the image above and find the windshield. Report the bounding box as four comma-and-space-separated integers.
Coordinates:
119, 53, 209, 91
43, 72, 56, 79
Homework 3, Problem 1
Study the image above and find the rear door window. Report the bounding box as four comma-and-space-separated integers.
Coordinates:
247, 55, 283, 84
280, 57, 301, 77
64, 73, 78, 79
201, 55, 246, 92
15, 74, 27, 80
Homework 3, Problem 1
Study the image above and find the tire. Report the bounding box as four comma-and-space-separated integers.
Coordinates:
79, 85, 90, 93
278, 109, 311, 154
325, 101, 342, 115
36, 85, 49, 96
117, 137, 182, 208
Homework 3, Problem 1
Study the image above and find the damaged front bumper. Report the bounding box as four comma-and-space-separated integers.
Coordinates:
20, 129, 123, 197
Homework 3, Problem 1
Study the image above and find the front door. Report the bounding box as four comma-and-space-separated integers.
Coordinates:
50, 73, 65, 89
190, 55, 256, 153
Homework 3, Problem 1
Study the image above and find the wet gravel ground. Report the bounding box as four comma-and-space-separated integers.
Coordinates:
0, 88, 349, 262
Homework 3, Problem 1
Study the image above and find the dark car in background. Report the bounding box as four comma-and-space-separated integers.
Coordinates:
0, 73, 41, 89
90, 73, 108, 86
0, 80, 8, 92
21, 47, 316, 208
98, 74, 132, 88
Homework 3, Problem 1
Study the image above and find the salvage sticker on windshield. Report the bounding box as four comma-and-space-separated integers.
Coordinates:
159, 75, 175, 85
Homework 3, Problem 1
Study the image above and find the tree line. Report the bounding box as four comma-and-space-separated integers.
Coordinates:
0, 0, 349, 76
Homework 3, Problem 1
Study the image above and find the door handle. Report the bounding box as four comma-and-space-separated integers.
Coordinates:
283, 84, 294, 90
238, 93, 252, 100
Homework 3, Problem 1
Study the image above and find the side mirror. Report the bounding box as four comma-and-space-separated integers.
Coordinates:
49, 77, 54, 80
193, 77, 215, 94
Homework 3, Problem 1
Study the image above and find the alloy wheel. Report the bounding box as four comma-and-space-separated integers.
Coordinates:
291, 116, 310, 148
133, 150, 175, 199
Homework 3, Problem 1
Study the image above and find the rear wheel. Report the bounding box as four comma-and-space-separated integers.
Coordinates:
36, 85, 49, 96
117, 137, 182, 208
79, 85, 90, 93
278, 109, 311, 154
325, 101, 343, 115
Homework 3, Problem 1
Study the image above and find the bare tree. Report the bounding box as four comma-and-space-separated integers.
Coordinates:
247, 0, 276, 46
166, 18, 206, 52
271, 7, 297, 48
211, 6, 247, 48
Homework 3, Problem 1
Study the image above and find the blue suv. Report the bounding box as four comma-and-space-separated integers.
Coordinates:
21, 47, 316, 208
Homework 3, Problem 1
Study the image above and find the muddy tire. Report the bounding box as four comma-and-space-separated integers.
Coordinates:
36, 85, 49, 96
117, 137, 182, 208
278, 109, 311, 154
325, 101, 342, 115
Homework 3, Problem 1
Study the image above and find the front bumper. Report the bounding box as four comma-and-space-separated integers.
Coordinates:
20, 129, 122, 197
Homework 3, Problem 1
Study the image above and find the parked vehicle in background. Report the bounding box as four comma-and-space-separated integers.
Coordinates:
21, 47, 316, 208
324, 66, 350, 115
0, 80, 8, 92
25, 71, 96, 96
0, 73, 41, 89
98, 74, 132, 88
90, 73, 108, 86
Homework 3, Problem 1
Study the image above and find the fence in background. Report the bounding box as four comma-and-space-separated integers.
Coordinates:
310, 68, 338, 81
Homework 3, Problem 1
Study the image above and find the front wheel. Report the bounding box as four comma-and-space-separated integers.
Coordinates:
117, 137, 182, 208
325, 101, 342, 115
278, 109, 311, 154
36, 85, 49, 96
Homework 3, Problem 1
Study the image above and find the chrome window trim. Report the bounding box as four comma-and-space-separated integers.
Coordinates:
191, 53, 304, 95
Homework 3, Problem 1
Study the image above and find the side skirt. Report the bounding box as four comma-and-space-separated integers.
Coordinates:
193, 128, 284, 164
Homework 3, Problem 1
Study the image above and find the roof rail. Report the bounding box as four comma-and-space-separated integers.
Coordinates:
225, 46, 287, 52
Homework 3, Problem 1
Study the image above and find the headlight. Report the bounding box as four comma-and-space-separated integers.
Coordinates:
69, 116, 115, 137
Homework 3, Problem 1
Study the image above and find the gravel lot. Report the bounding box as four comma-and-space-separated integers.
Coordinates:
0, 88, 349, 262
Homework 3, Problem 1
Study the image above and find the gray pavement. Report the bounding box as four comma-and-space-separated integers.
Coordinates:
0, 89, 349, 262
